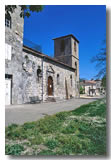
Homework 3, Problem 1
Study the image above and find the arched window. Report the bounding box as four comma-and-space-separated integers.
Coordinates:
5, 13, 11, 28
70, 75, 72, 86
75, 62, 77, 76
37, 66, 42, 82
57, 74, 60, 85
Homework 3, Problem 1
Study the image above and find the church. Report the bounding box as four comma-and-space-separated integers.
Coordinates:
5, 6, 79, 105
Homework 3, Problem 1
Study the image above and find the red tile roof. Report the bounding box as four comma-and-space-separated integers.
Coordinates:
85, 80, 96, 84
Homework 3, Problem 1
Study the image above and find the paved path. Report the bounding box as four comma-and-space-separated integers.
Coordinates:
5, 97, 100, 126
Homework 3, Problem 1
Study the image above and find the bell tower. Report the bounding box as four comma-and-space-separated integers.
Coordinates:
53, 34, 79, 81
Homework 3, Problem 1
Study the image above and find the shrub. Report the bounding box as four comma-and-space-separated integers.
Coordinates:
5, 144, 24, 155
45, 139, 59, 149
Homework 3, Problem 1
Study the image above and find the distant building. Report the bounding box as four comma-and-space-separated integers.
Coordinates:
80, 80, 105, 96
5, 6, 79, 105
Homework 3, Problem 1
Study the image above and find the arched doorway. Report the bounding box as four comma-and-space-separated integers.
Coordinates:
48, 76, 53, 96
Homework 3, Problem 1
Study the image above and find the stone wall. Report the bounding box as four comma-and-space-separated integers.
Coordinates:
71, 37, 79, 83
43, 59, 77, 101
22, 52, 43, 103
22, 50, 79, 103
5, 6, 24, 104
54, 37, 72, 67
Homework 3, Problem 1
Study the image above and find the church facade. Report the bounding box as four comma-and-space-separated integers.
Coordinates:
5, 7, 79, 105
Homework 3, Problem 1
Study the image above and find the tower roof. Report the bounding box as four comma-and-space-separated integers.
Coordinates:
52, 34, 79, 43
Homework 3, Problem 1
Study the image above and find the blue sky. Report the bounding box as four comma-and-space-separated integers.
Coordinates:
23, 5, 106, 80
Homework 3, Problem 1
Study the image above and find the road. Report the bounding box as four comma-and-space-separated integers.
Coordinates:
5, 97, 99, 126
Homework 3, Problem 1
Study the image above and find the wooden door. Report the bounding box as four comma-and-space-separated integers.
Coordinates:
48, 76, 53, 96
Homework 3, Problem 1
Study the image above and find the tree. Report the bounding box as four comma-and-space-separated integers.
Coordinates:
101, 74, 106, 89
5, 5, 44, 18
79, 85, 85, 94
91, 40, 106, 78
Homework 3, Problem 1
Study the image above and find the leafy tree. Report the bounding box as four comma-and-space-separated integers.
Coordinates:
5, 5, 44, 18
91, 40, 106, 78
101, 75, 106, 89
79, 86, 85, 94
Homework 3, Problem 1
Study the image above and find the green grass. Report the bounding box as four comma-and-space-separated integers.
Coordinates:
5, 144, 24, 155
5, 99, 106, 155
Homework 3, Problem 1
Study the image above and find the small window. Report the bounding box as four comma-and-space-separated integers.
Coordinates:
60, 40, 65, 52
37, 67, 42, 82
74, 41, 76, 52
5, 14, 11, 28
5, 43, 12, 60
57, 74, 60, 85
75, 62, 77, 76
70, 75, 72, 86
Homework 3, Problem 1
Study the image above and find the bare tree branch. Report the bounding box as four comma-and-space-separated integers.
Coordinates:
91, 40, 106, 78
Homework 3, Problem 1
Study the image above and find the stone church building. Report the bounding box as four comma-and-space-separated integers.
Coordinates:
5, 6, 79, 105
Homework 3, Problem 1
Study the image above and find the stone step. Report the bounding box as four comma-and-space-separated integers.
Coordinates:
46, 97, 56, 102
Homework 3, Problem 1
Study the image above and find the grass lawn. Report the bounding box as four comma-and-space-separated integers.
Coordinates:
5, 99, 106, 156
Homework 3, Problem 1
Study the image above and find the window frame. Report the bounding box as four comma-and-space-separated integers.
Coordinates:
70, 75, 72, 87
5, 14, 11, 28
74, 41, 76, 52
57, 74, 60, 85
37, 67, 42, 82
75, 62, 77, 76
